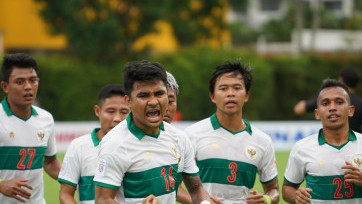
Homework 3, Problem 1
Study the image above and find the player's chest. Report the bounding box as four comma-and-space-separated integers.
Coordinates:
0, 119, 51, 146
195, 134, 263, 165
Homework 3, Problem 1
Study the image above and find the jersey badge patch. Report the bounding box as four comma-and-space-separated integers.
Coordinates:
170, 143, 181, 163
212, 143, 219, 150
37, 129, 45, 142
96, 159, 107, 176
351, 154, 362, 170
9, 131, 14, 138
245, 145, 257, 160
318, 161, 325, 168
146, 151, 152, 158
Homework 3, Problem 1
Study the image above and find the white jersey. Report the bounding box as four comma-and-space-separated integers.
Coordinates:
58, 128, 101, 204
0, 97, 56, 204
284, 129, 362, 204
185, 114, 278, 203
93, 113, 198, 204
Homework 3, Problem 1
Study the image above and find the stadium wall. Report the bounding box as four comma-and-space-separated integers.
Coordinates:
55, 121, 321, 153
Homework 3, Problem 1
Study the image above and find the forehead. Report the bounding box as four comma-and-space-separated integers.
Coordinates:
101, 95, 127, 106
318, 87, 349, 102
216, 72, 244, 85
132, 80, 166, 93
10, 67, 37, 78
167, 88, 176, 97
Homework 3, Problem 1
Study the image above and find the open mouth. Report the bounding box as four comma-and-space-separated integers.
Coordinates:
328, 114, 339, 121
146, 110, 161, 122
24, 93, 33, 101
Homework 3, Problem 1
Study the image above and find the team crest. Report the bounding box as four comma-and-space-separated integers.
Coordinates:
9, 131, 14, 138
351, 154, 362, 170
318, 161, 325, 168
36, 129, 45, 142
170, 143, 181, 163
212, 143, 219, 150
245, 145, 257, 160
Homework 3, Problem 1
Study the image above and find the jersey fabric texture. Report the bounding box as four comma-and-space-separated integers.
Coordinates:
305, 93, 362, 133
0, 97, 57, 204
93, 113, 199, 204
284, 129, 362, 203
185, 113, 278, 203
58, 128, 101, 204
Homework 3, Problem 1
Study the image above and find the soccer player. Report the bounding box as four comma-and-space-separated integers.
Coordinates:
185, 60, 279, 203
283, 79, 362, 204
163, 71, 179, 124
58, 84, 130, 204
0, 53, 61, 203
93, 61, 211, 204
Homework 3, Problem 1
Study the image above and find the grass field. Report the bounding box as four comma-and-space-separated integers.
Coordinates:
44, 151, 292, 204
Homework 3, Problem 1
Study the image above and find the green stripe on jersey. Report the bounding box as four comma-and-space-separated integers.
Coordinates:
123, 163, 179, 198
79, 176, 95, 201
197, 158, 257, 188
306, 174, 362, 200
0, 146, 46, 170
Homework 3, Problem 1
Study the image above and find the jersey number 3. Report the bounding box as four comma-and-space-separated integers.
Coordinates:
227, 162, 237, 183
17, 148, 36, 169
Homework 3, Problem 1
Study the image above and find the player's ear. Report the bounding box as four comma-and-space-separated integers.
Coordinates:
348, 105, 355, 117
125, 95, 131, 106
1, 81, 8, 94
94, 105, 100, 117
209, 92, 216, 104
314, 108, 320, 120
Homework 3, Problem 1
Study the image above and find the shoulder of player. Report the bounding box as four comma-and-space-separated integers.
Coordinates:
291, 133, 319, 153
184, 118, 210, 134
249, 124, 272, 141
32, 105, 54, 119
68, 133, 92, 146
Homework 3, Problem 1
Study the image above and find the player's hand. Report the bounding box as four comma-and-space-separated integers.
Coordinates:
245, 188, 264, 204
342, 161, 362, 186
0, 178, 33, 202
295, 187, 312, 204
210, 195, 224, 204
142, 194, 161, 204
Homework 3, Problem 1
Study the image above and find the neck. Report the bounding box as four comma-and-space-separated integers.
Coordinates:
10, 104, 32, 119
96, 129, 106, 141
322, 126, 350, 146
216, 111, 245, 132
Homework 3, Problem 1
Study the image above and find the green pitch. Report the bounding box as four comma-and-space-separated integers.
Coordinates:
44, 151, 292, 204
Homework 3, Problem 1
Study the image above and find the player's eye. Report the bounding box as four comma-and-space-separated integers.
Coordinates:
15, 80, 24, 85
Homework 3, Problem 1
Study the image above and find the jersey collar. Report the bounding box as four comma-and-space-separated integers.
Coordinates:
91, 128, 101, 147
1, 97, 38, 121
210, 113, 252, 135
126, 112, 164, 140
318, 128, 357, 150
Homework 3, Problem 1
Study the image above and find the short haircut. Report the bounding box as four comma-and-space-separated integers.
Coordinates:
97, 84, 126, 106
317, 78, 350, 104
209, 60, 253, 94
1, 53, 38, 82
166, 71, 179, 96
340, 67, 360, 88
122, 60, 167, 96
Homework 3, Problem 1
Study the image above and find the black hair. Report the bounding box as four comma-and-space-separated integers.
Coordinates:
209, 59, 253, 94
340, 67, 360, 88
1, 53, 38, 82
122, 60, 167, 96
97, 84, 126, 106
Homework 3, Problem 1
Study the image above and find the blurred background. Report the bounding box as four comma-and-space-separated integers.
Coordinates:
1, 0, 362, 122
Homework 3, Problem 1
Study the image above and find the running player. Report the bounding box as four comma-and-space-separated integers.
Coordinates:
58, 84, 130, 203
185, 60, 279, 204
93, 61, 211, 204
0, 53, 61, 203
283, 79, 362, 203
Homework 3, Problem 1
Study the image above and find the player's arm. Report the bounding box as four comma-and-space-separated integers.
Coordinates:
95, 185, 118, 204
176, 179, 192, 204
282, 181, 312, 204
59, 183, 77, 204
342, 161, 362, 186
182, 174, 210, 204
44, 155, 61, 180
0, 178, 33, 202
246, 178, 279, 204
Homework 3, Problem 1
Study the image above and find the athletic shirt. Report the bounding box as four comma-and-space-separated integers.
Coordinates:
185, 114, 278, 203
58, 128, 101, 204
0, 97, 56, 204
284, 129, 362, 203
93, 113, 198, 204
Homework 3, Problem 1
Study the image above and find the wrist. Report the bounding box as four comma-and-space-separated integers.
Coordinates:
263, 194, 271, 204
